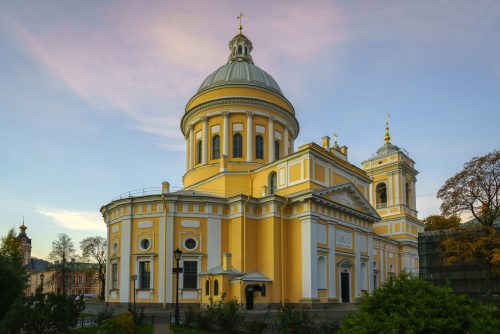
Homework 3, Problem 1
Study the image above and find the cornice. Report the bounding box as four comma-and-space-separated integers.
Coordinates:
181, 97, 299, 137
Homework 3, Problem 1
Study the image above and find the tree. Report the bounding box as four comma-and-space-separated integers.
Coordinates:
423, 215, 461, 231
437, 150, 500, 297
0, 228, 23, 264
0, 286, 84, 334
48, 233, 76, 295
338, 273, 500, 334
0, 229, 26, 324
80, 236, 107, 300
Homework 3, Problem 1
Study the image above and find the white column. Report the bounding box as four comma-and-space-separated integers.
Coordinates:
380, 247, 385, 283
328, 223, 336, 299
166, 210, 174, 304
202, 116, 208, 164
394, 173, 400, 205
188, 126, 194, 170
105, 221, 110, 302
368, 183, 373, 207
268, 116, 275, 163
207, 217, 222, 269
222, 112, 229, 157
158, 214, 166, 303
185, 136, 189, 170
401, 174, 406, 205
354, 231, 361, 298
284, 127, 289, 156
119, 217, 132, 302
368, 235, 374, 293
246, 112, 253, 162
387, 174, 393, 206
412, 180, 417, 211
301, 217, 318, 299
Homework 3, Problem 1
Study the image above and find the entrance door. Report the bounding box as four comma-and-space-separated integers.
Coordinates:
341, 272, 350, 302
245, 287, 254, 310
245, 284, 262, 310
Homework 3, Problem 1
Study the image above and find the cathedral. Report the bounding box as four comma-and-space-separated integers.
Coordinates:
101, 26, 423, 309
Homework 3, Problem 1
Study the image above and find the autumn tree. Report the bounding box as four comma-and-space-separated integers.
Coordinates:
49, 233, 77, 295
437, 150, 500, 298
423, 215, 461, 231
80, 236, 107, 300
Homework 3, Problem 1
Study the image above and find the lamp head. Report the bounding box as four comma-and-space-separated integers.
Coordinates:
174, 248, 182, 261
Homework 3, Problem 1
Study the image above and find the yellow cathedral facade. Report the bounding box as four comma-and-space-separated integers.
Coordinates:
101, 27, 424, 309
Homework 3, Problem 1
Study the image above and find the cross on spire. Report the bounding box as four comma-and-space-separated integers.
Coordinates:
237, 12, 244, 33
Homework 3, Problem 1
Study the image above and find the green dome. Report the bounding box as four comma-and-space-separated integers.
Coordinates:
198, 62, 283, 95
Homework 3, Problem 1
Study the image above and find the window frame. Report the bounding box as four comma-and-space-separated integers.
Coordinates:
212, 135, 220, 160
255, 135, 264, 160
232, 133, 243, 158
182, 260, 198, 290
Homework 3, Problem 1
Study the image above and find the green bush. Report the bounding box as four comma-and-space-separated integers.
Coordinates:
98, 313, 135, 334
183, 306, 196, 328
97, 308, 114, 325
248, 319, 267, 334
338, 273, 500, 334
277, 307, 316, 334
206, 295, 244, 333
0, 286, 84, 333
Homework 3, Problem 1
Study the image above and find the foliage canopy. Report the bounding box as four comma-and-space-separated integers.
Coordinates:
338, 273, 500, 334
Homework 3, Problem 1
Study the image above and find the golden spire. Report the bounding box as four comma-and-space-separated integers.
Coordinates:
384, 113, 391, 144
237, 11, 244, 33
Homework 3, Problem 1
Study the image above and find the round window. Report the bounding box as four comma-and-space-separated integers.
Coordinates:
140, 238, 151, 251
184, 238, 197, 250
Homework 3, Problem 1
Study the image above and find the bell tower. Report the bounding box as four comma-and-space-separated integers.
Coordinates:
362, 115, 423, 246
17, 219, 32, 267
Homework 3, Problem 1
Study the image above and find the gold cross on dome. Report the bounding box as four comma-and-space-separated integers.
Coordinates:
237, 12, 244, 32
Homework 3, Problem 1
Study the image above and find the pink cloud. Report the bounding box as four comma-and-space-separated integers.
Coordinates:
4, 0, 498, 145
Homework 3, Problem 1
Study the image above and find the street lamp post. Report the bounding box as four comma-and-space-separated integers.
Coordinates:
173, 248, 183, 325
130, 275, 137, 314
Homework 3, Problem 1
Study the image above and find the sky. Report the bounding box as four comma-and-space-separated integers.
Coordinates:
1, 0, 499, 259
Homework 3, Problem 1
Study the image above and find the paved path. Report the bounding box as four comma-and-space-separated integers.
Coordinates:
153, 323, 172, 334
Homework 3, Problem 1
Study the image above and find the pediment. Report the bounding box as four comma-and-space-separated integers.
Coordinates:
313, 183, 380, 220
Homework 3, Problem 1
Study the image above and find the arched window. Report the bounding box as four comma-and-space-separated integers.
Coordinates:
212, 135, 220, 159
244, 47, 248, 55
255, 135, 264, 159
196, 140, 202, 165
205, 280, 210, 296
274, 140, 280, 160
405, 182, 411, 207
376, 183, 387, 209
214, 279, 219, 296
269, 172, 277, 195
317, 256, 327, 289
238, 45, 242, 54
233, 133, 243, 158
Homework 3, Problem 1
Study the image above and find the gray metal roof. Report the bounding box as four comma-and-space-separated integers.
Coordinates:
198, 61, 283, 95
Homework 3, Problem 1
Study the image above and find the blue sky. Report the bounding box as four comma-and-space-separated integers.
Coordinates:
1, 0, 499, 258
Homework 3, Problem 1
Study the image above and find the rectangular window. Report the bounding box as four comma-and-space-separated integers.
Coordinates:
78, 276, 82, 285
112, 263, 118, 289
139, 261, 151, 289
183, 261, 198, 289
